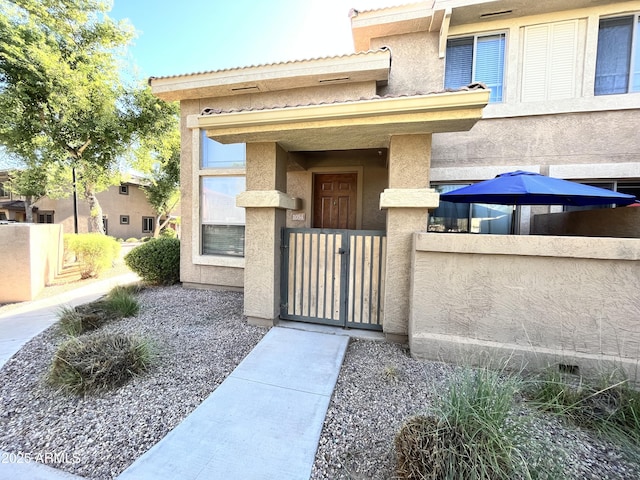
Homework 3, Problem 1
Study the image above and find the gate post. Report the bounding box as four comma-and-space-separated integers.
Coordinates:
237, 142, 296, 326
380, 134, 439, 343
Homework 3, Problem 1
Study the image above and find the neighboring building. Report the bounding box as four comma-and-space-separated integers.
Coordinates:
0, 170, 178, 239
0, 170, 26, 222
149, 1, 640, 379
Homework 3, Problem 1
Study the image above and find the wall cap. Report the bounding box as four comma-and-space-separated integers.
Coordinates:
379, 188, 439, 209
236, 190, 300, 210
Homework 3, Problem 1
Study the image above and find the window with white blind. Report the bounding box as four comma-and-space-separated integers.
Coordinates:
199, 133, 246, 257
521, 20, 578, 102
444, 33, 506, 103
595, 15, 640, 95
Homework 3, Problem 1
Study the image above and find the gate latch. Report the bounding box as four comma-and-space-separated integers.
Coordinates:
338, 248, 347, 255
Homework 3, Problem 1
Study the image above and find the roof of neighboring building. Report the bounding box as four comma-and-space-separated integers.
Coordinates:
0, 200, 26, 211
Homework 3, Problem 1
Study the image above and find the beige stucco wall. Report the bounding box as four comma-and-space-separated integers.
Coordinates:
0, 224, 63, 302
372, 31, 443, 95
410, 233, 640, 382
533, 207, 640, 238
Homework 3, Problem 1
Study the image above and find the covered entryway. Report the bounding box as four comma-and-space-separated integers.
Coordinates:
280, 228, 385, 330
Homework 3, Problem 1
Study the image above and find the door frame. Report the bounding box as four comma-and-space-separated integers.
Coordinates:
308, 166, 364, 230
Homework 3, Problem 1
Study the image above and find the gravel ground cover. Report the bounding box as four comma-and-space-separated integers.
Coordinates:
1, 286, 639, 479
0, 286, 265, 479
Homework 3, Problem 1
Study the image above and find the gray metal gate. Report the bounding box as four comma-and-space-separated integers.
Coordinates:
280, 228, 386, 330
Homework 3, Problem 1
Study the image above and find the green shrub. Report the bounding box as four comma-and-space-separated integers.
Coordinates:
125, 237, 139, 243
58, 306, 109, 336
103, 285, 140, 318
125, 237, 180, 285
48, 332, 153, 394
160, 227, 177, 238
57, 285, 141, 335
141, 236, 152, 242
64, 233, 120, 278
527, 369, 640, 453
395, 367, 566, 480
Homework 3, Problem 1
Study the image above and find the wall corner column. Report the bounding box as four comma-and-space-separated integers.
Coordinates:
241, 142, 289, 326
381, 134, 437, 342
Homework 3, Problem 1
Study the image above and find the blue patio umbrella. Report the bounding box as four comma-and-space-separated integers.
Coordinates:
439, 171, 637, 206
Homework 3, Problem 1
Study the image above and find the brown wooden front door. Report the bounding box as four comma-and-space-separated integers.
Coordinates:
313, 173, 357, 229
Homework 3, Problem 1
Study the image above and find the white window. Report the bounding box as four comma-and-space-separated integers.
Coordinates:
445, 33, 506, 103
521, 20, 578, 102
0, 182, 8, 198
595, 15, 640, 95
120, 215, 129, 225
199, 133, 246, 257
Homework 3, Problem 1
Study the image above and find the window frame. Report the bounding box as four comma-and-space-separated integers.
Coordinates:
193, 128, 246, 267
595, 14, 640, 96
120, 215, 130, 225
38, 211, 55, 224
444, 30, 507, 103
0, 182, 8, 198
142, 216, 154, 233
119, 184, 129, 195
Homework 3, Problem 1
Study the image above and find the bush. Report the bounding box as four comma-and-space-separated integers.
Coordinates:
527, 369, 640, 454
125, 237, 139, 243
104, 285, 140, 318
160, 227, 177, 238
64, 233, 121, 279
58, 306, 109, 336
48, 332, 153, 394
395, 367, 565, 480
57, 285, 141, 335
125, 237, 180, 285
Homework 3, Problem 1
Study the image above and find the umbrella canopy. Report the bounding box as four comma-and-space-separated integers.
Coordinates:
439, 171, 637, 206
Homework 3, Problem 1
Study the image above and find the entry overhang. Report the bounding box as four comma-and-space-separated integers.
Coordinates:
197, 89, 490, 151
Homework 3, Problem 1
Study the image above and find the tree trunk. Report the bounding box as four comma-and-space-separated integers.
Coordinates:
24, 195, 34, 223
84, 183, 104, 234
154, 214, 173, 237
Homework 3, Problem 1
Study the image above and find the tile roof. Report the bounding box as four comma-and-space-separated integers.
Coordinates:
149, 49, 390, 83
200, 83, 487, 116
348, 2, 428, 17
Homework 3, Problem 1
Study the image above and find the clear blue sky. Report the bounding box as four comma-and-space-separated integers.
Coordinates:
109, 0, 395, 79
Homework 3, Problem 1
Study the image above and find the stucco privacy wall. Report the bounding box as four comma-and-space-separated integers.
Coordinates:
0, 224, 63, 302
410, 233, 640, 382
532, 207, 640, 238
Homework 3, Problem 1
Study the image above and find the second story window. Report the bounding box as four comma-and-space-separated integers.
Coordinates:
595, 15, 640, 95
445, 33, 506, 103
0, 182, 8, 198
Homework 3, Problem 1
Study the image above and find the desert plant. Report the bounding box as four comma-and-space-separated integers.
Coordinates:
48, 332, 153, 394
527, 369, 640, 458
58, 306, 108, 336
64, 233, 121, 278
395, 367, 565, 480
103, 285, 140, 318
124, 237, 180, 285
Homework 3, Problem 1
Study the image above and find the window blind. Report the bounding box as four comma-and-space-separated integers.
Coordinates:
595, 16, 633, 95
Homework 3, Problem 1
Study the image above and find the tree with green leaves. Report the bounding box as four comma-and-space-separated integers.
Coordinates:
0, 0, 177, 233
7, 162, 71, 222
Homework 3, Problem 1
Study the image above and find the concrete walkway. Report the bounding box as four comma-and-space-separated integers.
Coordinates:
117, 327, 349, 480
0, 278, 354, 480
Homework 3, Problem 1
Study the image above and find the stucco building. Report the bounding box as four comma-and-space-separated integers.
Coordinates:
151, 0, 640, 380
0, 171, 176, 240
